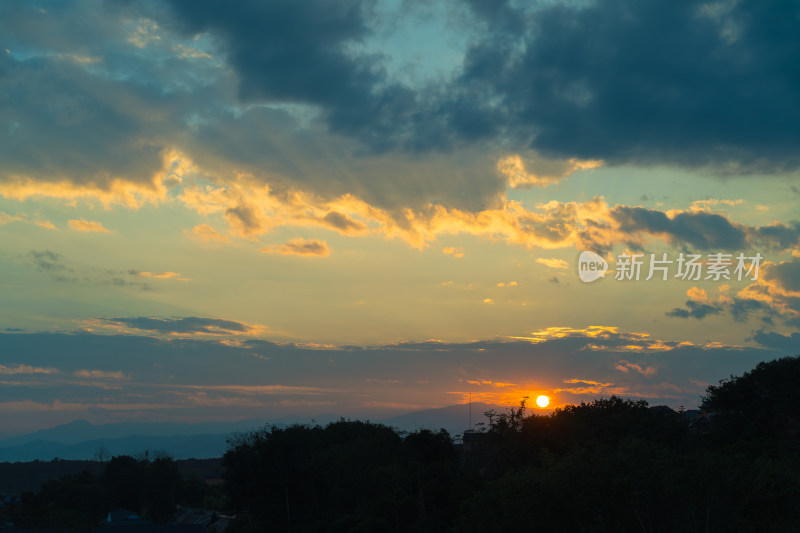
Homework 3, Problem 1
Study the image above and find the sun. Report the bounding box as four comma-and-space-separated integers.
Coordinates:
536, 395, 550, 408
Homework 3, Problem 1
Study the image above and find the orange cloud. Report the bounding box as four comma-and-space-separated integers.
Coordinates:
0, 148, 194, 209
132, 271, 189, 281
0, 212, 25, 225
536, 257, 569, 269
68, 218, 110, 233
443, 246, 464, 258
187, 224, 230, 243
261, 238, 330, 257
562, 378, 615, 387
509, 326, 696, 353
735, 260, 800, 319
177, 172, 622, 250
498, 154, 603, 188
614, 360, 658, 377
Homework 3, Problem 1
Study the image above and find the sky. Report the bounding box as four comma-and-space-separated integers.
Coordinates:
1, 0, 799, 437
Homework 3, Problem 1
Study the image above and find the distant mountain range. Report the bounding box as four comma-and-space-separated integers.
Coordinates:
0, 403, 504, 462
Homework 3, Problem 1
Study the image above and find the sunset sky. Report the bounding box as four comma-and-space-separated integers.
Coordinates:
1, 0, 799, 437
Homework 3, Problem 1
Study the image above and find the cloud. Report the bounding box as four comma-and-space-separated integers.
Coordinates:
751, 331, 800, 352
129, 270, 188, 281
455, 0, 800, 171
0, 212, 24, 225
0, 0, 798, 252
0, 328, 787, 431
96, 316, 260, 336
162, 0, 383, 129
763, 260, 800, 293
73, 369, 129, 380
319, 211, 366, 235
28, 250, 67, 272
261, 238, 330, 257
666, 259, 800, 327
611, 207, 747, 250
442, 247, 464, 258
0, 364, 59, 375
0, 28, 190, 208
666, 300, 723, 320
34, 220, 57, 229
158, 0, 800, 171
614, 360, 658, 377
68, 219, 110, 233
187, 224, 230, 243
536, 257, 569, 269
498, 154, 603, 188
605, 205, 800, 253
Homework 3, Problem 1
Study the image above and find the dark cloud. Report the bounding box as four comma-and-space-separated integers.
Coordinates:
664, 259, 800, 325
729, 298, 771, 323
0, 329, 784, 417
24, 251, 154, 288
666, 300, 722, 320
745, 223, 800, 251
752, 331, 800, 353
320, 211, 366, 234
160, 0, 424, 152
0, 48, 169, 189
608, 206, 800, 251
100, 317, 252, 335
764, 260, 800, 292
666, 294, 775, 324
2, 0, 800, 223
612, 207, 747, 250
457, 0, 800, 170
163, 0, 374, 107
157, 0, 800, 170
224, 205, 263, 235
28, 250, 67, 271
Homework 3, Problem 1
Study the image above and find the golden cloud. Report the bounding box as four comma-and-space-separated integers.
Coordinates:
0, 212, 25, 225
133, 271, 189, 281
261, 238, 331, 257
0, 148, 194, 209
498, 154, 603, 188
68, 218, 110, 233
187, 224, 231, 243
536, 257, 569, 269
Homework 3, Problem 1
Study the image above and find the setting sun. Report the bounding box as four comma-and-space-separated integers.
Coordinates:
536, 395, 550, 408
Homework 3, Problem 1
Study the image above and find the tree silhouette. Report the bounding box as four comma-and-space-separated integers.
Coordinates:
703, 355, 800, 441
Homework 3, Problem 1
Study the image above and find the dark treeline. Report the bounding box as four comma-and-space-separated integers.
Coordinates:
7, 356, 800, 531
2, 455, 225, 529
0, 457, 221, 494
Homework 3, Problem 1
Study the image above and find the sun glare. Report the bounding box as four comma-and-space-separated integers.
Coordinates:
536, 395, 550, 408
